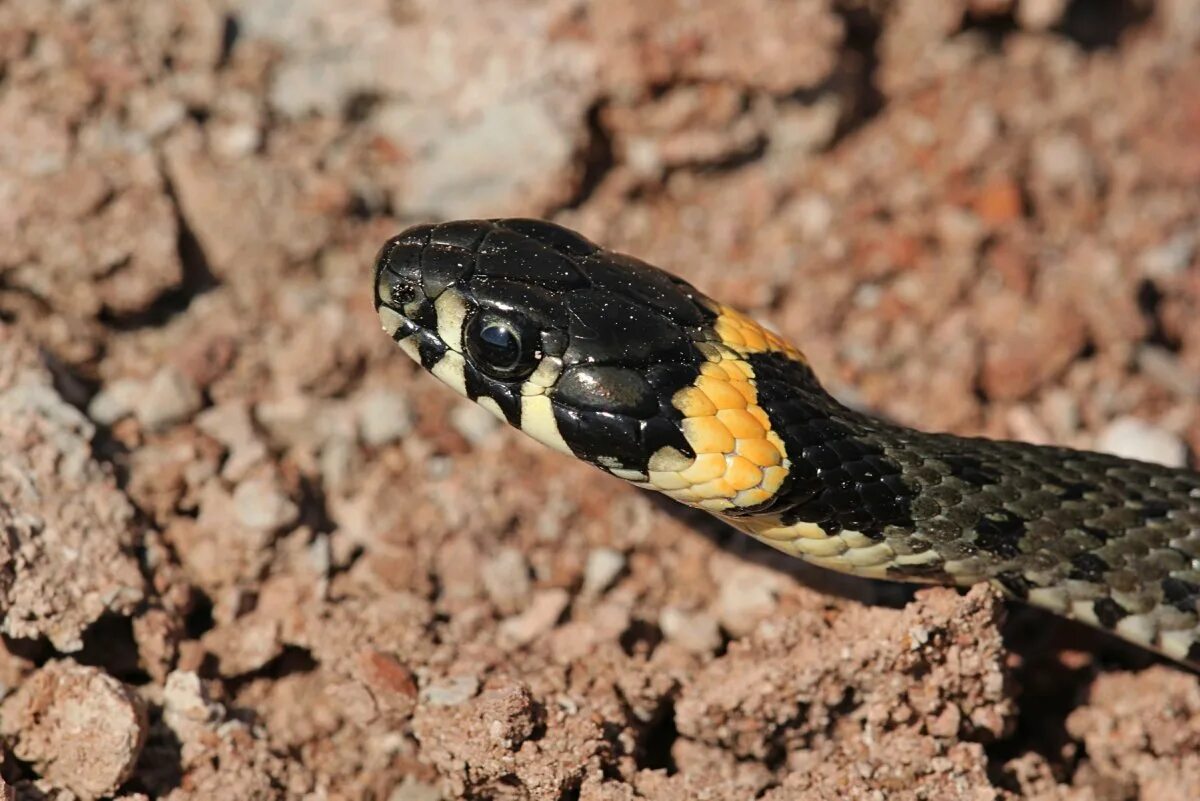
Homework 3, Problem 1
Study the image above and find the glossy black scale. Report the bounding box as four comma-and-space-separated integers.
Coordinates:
477, 228, 587, 288
561, 289, 690, 367
581, 251, 709, 326
555, 365, 657, 418
747, 351, 921, 536
421, 246, 474, 299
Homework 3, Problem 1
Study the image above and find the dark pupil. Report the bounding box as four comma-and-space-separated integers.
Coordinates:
479, 323, 520, 368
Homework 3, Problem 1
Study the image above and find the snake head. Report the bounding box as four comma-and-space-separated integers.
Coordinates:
374, 218, 800, 514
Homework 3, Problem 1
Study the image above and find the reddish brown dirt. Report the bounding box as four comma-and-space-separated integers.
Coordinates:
1, 0, 1199, 798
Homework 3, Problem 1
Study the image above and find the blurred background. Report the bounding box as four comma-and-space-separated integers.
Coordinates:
0, 0, 1198, 799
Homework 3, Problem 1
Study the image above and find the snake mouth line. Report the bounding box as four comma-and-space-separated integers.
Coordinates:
376, 300, 424, 345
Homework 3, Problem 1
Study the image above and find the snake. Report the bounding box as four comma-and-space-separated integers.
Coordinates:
373, 217, 1200, 669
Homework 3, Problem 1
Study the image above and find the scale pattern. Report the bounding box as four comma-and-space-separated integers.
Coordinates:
736, 347, 1200, 664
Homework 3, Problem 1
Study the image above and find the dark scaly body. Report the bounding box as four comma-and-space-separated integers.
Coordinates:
373, 218, 1200, 668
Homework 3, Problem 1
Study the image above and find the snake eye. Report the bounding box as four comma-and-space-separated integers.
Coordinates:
465, 312, 540, 381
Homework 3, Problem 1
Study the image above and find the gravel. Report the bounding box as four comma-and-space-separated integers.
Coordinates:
1, 0, 1198, 798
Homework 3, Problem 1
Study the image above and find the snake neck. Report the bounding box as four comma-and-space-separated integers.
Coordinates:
727, 351, 923, 557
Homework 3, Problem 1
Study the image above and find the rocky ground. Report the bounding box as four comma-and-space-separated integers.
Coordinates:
0, 0, 1199, 798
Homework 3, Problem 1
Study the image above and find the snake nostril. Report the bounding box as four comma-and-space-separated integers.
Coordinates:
391, 280, 418, 308
397, 283, 419, 309
375, 268, 419, 311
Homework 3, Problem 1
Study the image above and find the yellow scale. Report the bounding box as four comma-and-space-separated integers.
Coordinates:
628, 303, 916, 578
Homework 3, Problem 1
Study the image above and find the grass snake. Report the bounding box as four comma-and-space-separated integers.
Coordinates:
373, 218, 1200, 670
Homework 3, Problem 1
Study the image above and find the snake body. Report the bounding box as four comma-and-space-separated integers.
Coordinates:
374, 218, 1200, 668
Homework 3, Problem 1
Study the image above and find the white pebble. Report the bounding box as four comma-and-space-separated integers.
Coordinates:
88, 378, 145, 425
420, 675, 479, 707
357, 389, 413, 446
1096, 416, 1189, 468
791, 194, 835, 240
659, 607, 723, 655
481, 548, 532, 613
1017, 0, 1070, 30
1032, 132, 1095, 191
232, 476, 300, 532
135, 367, 202, 431
209, 120, 261, 158
498, 589, 570, 649
716, 563, 781, 637
582, 547, 626, 596
389, 778, 443, 801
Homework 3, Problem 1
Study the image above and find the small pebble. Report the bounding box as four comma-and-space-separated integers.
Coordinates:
162, 671, 220, 730
1032, 132, 1095, 192
1005, 406, 1053, 446
1040, 389, 1081, 439
716, 563, 781, 637
481, 548, 532, 614
320, 434, 360, 494
928, 703, 963, 738
130, 92, 187, 139
209, 120, 261, 158
1017, 0, 1070, 30
358, 650, 418, 700
790, 193, 834, 240
194, 402, 256, 447
936, 206, 985, 253
955, 103, 999, 163
358, 389, 414, 446
421, 675, 480, 707
87, 378, 144, 425
232, 475, 300, 532
771, 96, 842, 154
582, 547, 626, 596
308, 532, 332, 576
1159, 0, 1200, 45
196, 402, 268, 480
203, 616, 283, 677
388, 777, 443, 801
255, 394, 324, 449
1096, 416, 1189, 468
325, 680, 380, 726
659, 607, 723, 655
625, 137, 661, 178
478, 683, 537, 747
135, 366, 203, 431
498, 588, 570, 649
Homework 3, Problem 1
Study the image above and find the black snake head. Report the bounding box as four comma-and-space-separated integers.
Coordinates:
373, 218, 804, 515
